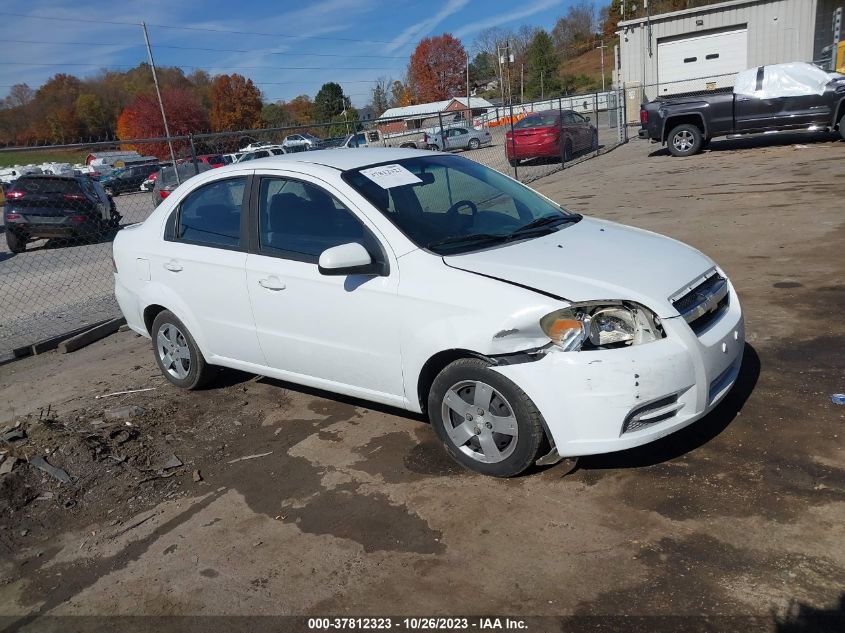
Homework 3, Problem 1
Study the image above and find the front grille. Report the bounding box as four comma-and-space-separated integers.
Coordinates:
672, 272, 730, 334
621, 394, 681, 435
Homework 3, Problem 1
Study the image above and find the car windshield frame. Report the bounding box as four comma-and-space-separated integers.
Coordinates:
342, 155, 579, 255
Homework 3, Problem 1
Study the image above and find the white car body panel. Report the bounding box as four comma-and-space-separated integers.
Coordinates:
113, 148, 744, 459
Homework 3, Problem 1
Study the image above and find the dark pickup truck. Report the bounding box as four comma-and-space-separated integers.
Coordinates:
639, 63, 845, 156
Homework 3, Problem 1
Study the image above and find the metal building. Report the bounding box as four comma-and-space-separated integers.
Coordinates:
617, 0, 841, 107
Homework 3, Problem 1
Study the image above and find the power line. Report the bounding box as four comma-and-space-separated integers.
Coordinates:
0, 11, 400, 45
0, 62, 403, 71
1, 38, 408, 59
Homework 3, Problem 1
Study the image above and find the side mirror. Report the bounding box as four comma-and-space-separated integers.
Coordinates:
585, 116, 591, 122
318, 242, 380, 276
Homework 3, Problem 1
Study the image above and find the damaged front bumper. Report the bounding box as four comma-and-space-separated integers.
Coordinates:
492, 293, 745, 457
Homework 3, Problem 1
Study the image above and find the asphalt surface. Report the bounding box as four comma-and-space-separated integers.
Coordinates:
1, 131, 843, 631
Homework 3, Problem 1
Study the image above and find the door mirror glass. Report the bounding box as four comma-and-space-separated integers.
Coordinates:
318, 242, 376, 276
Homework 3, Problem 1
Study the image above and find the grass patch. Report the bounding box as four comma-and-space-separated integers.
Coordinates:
0, 150, 90, 168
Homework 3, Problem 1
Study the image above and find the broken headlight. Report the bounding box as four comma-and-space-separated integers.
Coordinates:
540, 302, 664, 351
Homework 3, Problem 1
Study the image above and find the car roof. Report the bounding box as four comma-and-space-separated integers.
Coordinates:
219, 147, 433, 172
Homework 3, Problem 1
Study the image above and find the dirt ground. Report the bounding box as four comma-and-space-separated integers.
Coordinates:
1, 132, 843, 632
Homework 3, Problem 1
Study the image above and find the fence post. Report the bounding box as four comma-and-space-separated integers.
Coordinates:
437, 111, 444, 150
593, 92, 599, 156
508, 100, 518, 180
189, 133, 199, 176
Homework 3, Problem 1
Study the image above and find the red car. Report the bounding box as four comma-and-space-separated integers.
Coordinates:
505, 110, 598, 166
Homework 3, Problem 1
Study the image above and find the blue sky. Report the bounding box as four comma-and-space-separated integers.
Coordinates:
0, 0, 598, 107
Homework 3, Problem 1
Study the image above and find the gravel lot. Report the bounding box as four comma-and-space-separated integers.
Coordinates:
1, 132, 843, 631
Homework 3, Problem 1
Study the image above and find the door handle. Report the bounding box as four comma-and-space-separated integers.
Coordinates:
258, 277, 286, 291
163, 260, 183, 272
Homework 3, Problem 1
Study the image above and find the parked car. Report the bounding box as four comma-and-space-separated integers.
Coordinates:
151, 162, 212, 207
114, 148, 744, 478
282, 134, 321, 152
639, 62, 845, 157
240, 141, 271, 153
235, 147, 285, 163
505, 110, 598, 166
188, 154, 226, 169
426, 126, 493, 151
5, 175, 119, 252
222, 153, 242, 164
99, 163, 161, 196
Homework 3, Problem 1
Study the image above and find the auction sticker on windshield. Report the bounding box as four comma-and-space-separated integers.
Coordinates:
359, 164, 421, 188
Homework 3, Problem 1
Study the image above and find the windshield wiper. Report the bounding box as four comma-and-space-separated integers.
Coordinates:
509, 213, 581, 236
426, 233, 509, 250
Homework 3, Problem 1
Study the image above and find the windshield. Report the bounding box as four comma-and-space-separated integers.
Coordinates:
343, 155, 578, 254
514, 113, 559, 129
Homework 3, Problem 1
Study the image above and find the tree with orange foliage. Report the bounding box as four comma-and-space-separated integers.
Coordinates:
116, 88, 208, 158
408, 34, 467, 103
209, 74, 263, 131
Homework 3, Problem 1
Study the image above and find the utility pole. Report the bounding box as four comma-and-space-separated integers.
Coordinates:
141, 22, 179, 183
597, 39, 607, 91
466, 55, 471, 126
498, 41, 514, 105
520, 63, 524, 103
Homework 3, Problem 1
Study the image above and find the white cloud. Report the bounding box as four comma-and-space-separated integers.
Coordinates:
452, 0, 562, 39
384, 0, 470, 53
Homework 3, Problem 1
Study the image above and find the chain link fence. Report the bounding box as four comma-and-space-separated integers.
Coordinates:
0, 87, 627, 361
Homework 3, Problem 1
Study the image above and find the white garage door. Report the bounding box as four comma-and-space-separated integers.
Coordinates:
657, 28, 748, 95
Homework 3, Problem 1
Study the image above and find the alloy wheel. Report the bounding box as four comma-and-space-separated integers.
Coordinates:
440, 380, 518, 464
673, 130, 694, 153
156, 323, 191, 380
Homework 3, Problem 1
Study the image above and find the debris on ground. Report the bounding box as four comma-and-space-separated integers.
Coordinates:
1, 428, 27, 444
29, 455, 72, 484
0, 456, 16, 475
105, 405, 146, 420
192, 470, 203, 482
831, 394, 845, 405
141, 454, 183, 472
95, 387, 157, 400
227, 451, 273, 464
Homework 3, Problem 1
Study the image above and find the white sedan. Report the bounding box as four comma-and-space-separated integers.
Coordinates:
113, 148, 744, 477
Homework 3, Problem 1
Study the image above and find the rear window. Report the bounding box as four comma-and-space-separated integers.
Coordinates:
513, 113, 559, 129
11, 177, 81, 195
205, 155, 225, 166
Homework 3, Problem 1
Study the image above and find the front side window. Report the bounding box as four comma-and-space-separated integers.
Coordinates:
258, 177, 370, 262
343, 155, 579, 254
176, 177, 246, 248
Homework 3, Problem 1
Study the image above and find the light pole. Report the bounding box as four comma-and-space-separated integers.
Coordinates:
596, 39, 607, 92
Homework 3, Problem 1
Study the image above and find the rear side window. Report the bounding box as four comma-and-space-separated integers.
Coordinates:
12, 177, 81, 195
176, 177, 247, 248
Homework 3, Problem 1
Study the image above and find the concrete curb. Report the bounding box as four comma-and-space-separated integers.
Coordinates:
58, 317, 127, 354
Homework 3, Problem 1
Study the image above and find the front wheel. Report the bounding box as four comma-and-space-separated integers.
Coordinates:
667, 123, 703, 157
151, 310, 215, 390
428, 358, 545, 477
5, 230, 26, 253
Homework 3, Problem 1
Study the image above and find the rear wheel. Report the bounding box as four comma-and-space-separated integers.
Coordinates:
151, 310, 215, 390
667, 123, 703, 157
428, 358, 545, 477
508, 157, 519, 167
5, 230, 26, 253
467, 138, 480, 150
838, 112, 845, 141
561, 138, 573, 162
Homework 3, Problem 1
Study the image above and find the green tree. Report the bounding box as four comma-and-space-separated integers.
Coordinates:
370, 78, 390, 117
469, 52, 495, 82
526, 30, 560, 99
75, 93, 107, 137
261, 102, 291, 128
314, 82, 349, 122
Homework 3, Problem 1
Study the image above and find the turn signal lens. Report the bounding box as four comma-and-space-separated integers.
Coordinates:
541, 316, 587, 351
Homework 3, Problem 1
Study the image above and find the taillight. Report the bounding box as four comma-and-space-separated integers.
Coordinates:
68, 215, 87, 223
5, 213, 22, 220
640, 109, 648, 125
7, 190, 25, 200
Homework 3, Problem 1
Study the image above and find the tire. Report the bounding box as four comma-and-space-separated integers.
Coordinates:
5, 230, 26, 253
151, 310, 215, 390
107, 203, 122, 229
508, 157, 519, 167
104, 186, 116, 197
591, 130, 599, 151
838, 113, 845, 141
667, 123, 703, 157
561, 138, 573, 163
427, 358, 545, 477
467, 138, 480, 150
701, 138, 711, 150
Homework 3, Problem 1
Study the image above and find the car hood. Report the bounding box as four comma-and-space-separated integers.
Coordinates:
442, 217, 715, 318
